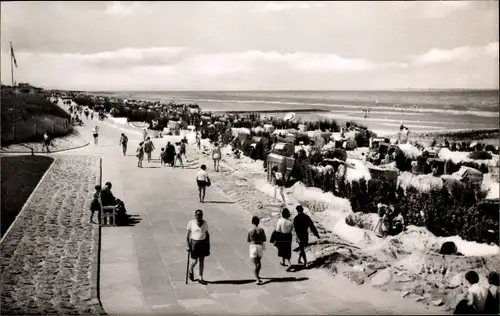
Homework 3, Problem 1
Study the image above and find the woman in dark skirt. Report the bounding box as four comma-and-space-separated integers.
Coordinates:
186, 209, 210, 285
274, 208, 293, 266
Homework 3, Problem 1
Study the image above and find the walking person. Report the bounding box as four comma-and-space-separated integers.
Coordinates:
136, 141, 145, 168
212, 142, 222, 172
271, 166, 286, 204
119, 133, 128, 156
144, 137, 155, 163
196, 165, 210, 203
186, 210, 210, 285
166, 142, 175, 167
247, 216, 267, 285
174, 142, 184, 168
196, 132, 201, 150
142, 128, 148, 141
293, 205, 320, 267
180, 139, 187, 159
90, 111, 94, 120
274, 208, 293, 266
43, 132, 52, 153
160, 148, 167, 167
92, 125, 99, 145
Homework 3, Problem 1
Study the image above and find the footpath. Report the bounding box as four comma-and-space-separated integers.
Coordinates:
57, 110, 445, 315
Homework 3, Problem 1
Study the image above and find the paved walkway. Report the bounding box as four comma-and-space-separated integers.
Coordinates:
57, 108, 444, 315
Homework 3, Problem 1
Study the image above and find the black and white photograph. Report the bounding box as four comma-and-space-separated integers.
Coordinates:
1, 1, 499, 315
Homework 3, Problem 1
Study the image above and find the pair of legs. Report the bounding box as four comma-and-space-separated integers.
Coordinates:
122, 144, 127, 156
137, 157, 143, 168
198, 185, 206, 203
189, 256, 206, 284
94, 135, 98, 145
213, 159, 220, 172
147, 152, 152, 163
297, 242, 308, 266
251, 256, 263, 285
89, 210, 99, 223
274, 186, 286, 204
174, 155, 184, 168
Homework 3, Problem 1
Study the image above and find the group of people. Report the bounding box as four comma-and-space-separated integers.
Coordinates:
185, 205, 320, 285
90, 181, 127, 225
455, 270, 499, 314
160, 141, 187, 168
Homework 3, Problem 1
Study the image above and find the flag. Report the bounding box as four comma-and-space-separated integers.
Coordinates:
10, 43, 18, 68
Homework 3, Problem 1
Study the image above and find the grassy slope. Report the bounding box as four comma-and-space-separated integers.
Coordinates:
1, 92, 71, 145
1, 156, 54, 236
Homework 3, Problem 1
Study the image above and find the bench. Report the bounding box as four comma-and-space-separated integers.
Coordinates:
99, 197, 117, 227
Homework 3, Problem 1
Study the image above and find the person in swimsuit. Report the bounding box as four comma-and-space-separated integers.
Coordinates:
247, 216, 267, 285
293, 205, 319, 267
212, 142, 222, 172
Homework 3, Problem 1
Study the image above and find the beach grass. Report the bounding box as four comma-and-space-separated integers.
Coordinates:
1, 155, 54, 237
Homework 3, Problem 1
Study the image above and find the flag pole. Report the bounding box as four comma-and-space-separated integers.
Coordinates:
10, 42, 15, 86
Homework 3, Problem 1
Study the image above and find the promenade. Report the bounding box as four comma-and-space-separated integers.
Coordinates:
61, 112, 443, 315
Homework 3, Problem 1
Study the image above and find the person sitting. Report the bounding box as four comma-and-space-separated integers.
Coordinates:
100, 182, 127, 222
465, 270, 489, 313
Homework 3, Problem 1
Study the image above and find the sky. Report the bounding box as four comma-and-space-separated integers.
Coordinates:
1, 1, 498, 91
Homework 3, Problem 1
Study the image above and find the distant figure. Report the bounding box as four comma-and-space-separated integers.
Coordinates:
174, 142, 184, 168
247, 216, 267, 285
165, 142, 176, 167
92, 126, 99, 145
43, 132, 52, 153
90, 111, 94, 120
160, 148, 167, 167
271, 166, 286, 204
293, 205, 319, 267
119, 133, 128, 156
212, 142, 222, 172
144, 137, 155, 163
196, 164, 210, 203
186, 209, 210, 285
196, 132, 201, 150
136, 141, 145, 168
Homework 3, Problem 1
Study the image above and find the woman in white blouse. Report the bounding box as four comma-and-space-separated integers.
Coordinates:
186, 209, 210, 285
274, 208, 293, 266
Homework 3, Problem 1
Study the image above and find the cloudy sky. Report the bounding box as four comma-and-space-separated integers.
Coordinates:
1, 1, 498, 90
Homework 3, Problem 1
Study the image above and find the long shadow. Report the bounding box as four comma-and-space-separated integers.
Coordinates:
143, 166, 160, 168
116, 214, 142, 227
207, 277, 308, 285
203, 201, 235, 204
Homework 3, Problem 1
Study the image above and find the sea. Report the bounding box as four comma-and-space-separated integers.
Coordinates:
104, 90, 499, 136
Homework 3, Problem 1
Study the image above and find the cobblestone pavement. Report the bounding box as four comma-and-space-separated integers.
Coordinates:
0, 156, 102, 315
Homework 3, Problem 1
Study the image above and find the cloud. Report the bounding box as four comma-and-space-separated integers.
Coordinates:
255, 1, 327, 13
410, 42, 499, 66
2, 42, 498, 90
104, 1, 143, 16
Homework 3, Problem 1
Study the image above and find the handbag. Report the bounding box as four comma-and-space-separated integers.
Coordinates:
206, 177, 211, 187
270, 230, 281, 246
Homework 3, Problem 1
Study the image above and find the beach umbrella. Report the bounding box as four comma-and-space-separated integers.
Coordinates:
283, 112, 296, 121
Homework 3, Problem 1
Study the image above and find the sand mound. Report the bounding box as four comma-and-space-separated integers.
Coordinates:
397, 172, 444, 193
